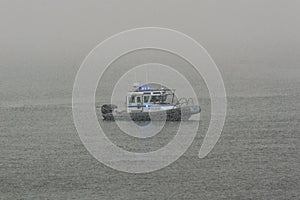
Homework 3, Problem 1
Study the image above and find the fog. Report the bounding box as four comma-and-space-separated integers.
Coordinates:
0, 0, 299, 105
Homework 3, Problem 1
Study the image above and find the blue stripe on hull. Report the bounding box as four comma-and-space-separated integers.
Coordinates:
128, 104, 175, 108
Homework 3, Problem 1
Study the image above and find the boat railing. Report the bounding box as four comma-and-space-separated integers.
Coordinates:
177, 97, 195, 106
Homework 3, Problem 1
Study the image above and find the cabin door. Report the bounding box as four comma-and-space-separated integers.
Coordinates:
135, 95, 143, 111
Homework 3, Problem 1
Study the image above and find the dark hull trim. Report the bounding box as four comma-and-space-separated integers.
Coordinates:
102, 106, 201, 121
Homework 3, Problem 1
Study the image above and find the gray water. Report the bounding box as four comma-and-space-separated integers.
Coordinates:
1, 50, 300, 199
1, 93, 299, 199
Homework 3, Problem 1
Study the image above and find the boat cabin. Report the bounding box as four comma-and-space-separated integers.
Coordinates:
126, 86, 176, 113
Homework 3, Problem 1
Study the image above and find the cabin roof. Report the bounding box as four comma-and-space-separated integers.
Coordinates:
127, 89, 174, 96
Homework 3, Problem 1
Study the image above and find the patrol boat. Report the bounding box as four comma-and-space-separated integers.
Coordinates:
100, 84, 201, 121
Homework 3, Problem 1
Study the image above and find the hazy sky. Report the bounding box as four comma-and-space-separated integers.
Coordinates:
0, 0, 299, 105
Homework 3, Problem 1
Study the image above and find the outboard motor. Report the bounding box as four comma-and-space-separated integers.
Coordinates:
101, 104, 117, 114
101, 104, 117, 120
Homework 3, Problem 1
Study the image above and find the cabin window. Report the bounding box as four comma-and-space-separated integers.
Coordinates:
150, 96, 161, 103
143, 96, 150, 103
148, 95, 171, 104
164, 94, 173, 104
136, 96, 141, 103
162, 94, 167, 102
129, 96, 135, 103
